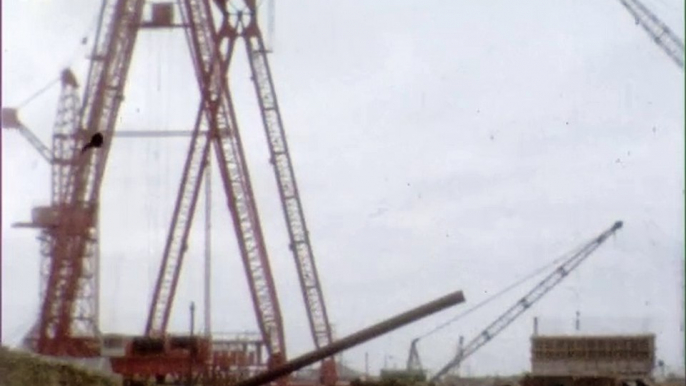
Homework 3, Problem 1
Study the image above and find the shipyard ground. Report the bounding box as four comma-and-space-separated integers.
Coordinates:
1, 346, 683, 386
0, 346, 119, 386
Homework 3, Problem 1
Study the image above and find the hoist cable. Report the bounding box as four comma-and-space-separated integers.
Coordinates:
416, 237, 592, 340
15, 76, 61, 109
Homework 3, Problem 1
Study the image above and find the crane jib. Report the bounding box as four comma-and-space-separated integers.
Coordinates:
430, 221, 623, 382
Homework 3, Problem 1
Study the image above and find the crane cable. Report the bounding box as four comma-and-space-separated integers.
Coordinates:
415, 236, 594, 341
14, 76, 61, 109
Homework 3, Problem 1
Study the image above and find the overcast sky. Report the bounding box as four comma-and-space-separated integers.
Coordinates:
2, 0, 685, 378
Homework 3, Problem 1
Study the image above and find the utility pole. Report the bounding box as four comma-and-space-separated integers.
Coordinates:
204, 154, 211, 337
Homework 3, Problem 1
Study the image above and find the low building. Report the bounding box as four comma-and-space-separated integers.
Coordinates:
530, 334, 655, 378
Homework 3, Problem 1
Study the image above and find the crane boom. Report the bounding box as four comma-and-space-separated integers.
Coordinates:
242, 1, 337, 382
618, 0, 684, 69
8, 69, 84, 353
430, 221, 623, 382
145, 109, 212, 336
52, 69, 82, 205
1, 69, 82, 167
204, 2, 287, 366
146, 0, 287, 368
144, 0, 237, 336
36, 0, 144, 356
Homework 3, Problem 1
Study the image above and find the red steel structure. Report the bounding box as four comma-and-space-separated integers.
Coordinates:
241, 4, 338, 381
36, 0, 144, 356
8, 0, 338, 381
146, 0, 289, 370
12, 0, 144, 356
4, 68, 95, 355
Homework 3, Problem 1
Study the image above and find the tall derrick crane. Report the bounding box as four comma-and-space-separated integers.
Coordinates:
429, 221, 623, 382
145, 0, 288, 369
2, 69, 85, 351
143, 0, 338, 381
3, 68, 202, 352
4, 0, 144, 355
243, 0, 338, 381
617, 0, 684, 69
35, 0, 144, 356
5, 0, 339, 372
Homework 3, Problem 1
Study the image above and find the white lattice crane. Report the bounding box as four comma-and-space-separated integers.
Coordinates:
429, 221, 623, 382
617, 0, 684, 69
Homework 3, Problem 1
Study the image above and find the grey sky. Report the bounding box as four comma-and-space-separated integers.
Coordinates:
2, 0, 684, 378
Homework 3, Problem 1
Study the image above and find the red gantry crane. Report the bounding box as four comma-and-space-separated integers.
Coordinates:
141, 0, 337, 382
4, 0, 338, 382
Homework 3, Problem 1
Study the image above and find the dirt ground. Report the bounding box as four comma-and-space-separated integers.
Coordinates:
0, 346, 119, 386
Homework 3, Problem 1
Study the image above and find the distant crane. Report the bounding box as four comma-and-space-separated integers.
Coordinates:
406, 338, 422, 372
617, 0, 684, 69
429, 220, 624, 382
